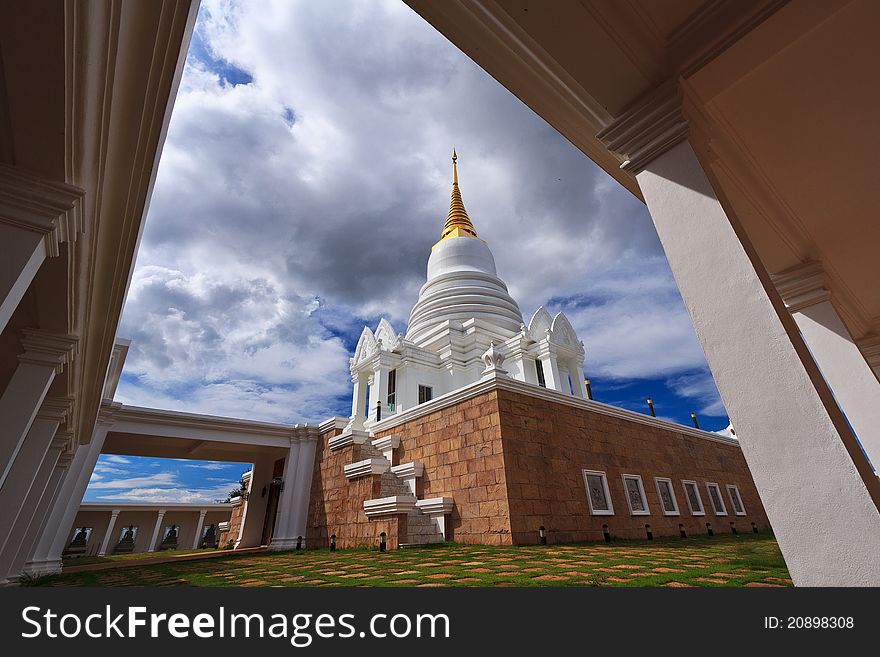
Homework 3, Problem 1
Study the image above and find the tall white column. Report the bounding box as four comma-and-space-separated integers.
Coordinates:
598, 86, 880, 585
268, 440, 301, 551
345, 371, 368, 433
537, 351, 562, 392
0, 434, 66, 581
0, 397, 71, 553
368, 365, 390, 423
15, 450, 73, 578
0, 331, 77, 487
97, 510, 121, 556
289, 431, 320, 543
191, 509, 208, 549
147, 509, 167, 552
29, 409, 115, 573
0, 164, 83, 334
773, 262, 880, 471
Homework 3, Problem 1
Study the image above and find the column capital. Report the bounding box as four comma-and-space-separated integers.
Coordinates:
36, 396, 75, 424
856, 334, 880, 369
18, 330, 78, 373
198, 509, 208, 517
50, 430, 74, 453
56, 451, 75, 469
156, 509, 166, 517
0, 163, 84, 257
109, 509, 121, 517
770, 261, 829, 312
596, 81, 689, 175
96, 400, 123, 426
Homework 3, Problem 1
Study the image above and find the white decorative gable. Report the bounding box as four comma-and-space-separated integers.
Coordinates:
527, 306, 552, 341
352, 326, 379, 366
374, 318, 401, 352
550, 312, 584, 353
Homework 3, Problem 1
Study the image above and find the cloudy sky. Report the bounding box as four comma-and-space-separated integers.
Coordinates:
85, 0, 729, 503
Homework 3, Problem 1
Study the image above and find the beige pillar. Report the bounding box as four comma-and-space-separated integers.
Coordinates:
268, 441, 302, 551
0, 397, 71, 554
773, 262, 880, 471
0, 434, 67, 582
26, 412, 115, 575
97, 509, 121, 556
598, 85, 880, 585
15, 450, 73, 577
0, 331, 77, 487
289, 431, 320, 544
0, 164, 82, 334
147, 509, 167, 552
191, 509, 208, 549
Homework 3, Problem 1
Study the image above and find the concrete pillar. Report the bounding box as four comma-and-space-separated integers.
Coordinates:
346, 371, 368, 432
191, 509, 208, 549
14, 450, 72, 578
0, 397, 71, 553
0, 331, 77, 487
289, 432, 320, 543
24, 415, 113, 576
0, 164, 82, 334
572, 362, 588, 399
25, 411, 115, 574
0, 435, 66, 581
97, 510, 121, 556
368, 366, 389, 423
538, 352, 561, 392
858, 335, 880, 380
773, 262, 880, 471
147, 509, 167, 552
0, 226, 47, 335
598, 88, 880, 584
237, 459, 273, 548
268, 441, 302, 551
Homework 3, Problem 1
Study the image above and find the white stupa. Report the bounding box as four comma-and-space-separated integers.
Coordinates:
343, 151, 587, 435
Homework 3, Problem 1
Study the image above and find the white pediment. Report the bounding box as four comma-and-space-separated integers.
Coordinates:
527, 305, 552, 341
550, 312, 584, 353
374, 317, 401, 351
352, 326, 379, 366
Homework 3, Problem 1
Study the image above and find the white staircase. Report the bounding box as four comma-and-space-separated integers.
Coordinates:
345, 434, 452, 546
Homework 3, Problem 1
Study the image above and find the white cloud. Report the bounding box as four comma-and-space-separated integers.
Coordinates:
87, 472, 178, 490
115, 0, 727, 428
94, 483, 240, 505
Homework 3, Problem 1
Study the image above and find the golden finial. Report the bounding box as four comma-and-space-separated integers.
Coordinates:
436, 149, 480, 245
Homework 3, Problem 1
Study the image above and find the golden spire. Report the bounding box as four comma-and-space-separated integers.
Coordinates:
438, 149, 479, 243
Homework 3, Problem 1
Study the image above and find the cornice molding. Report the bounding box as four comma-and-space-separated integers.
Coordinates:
18, 330, 78, 372
856, 334, 880, 369
0, 163, 84, 256
668, 0, 790, 78
111, 403, 308, 439
373, 374, 739, 448
36, 396, 75, 423
770, 261, 830, 312
596, 81, 689, 174
318, 417, 349, 434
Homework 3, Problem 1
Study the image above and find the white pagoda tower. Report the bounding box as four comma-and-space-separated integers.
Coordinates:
343, 151, 587, 436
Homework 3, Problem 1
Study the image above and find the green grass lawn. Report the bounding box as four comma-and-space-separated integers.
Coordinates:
37, 532, 790, 588
62, 547, 224, 567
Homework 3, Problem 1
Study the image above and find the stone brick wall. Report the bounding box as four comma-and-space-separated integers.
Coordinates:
309, 385, 769, 548
377, 391, 512, 545
497, 388, 769, 544
217, 498, 244, 548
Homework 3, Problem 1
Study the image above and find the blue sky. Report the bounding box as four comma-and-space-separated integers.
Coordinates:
87, 0, 731, 504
